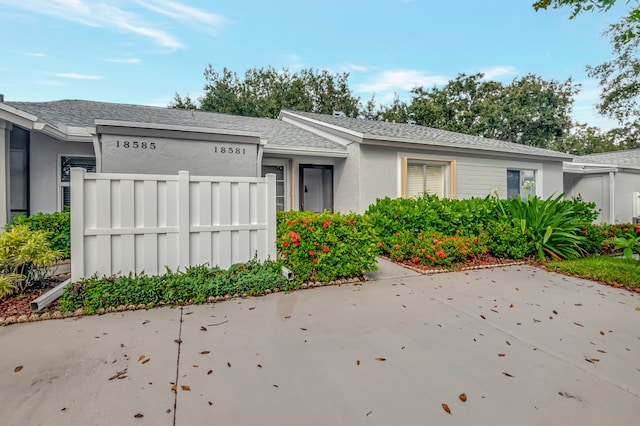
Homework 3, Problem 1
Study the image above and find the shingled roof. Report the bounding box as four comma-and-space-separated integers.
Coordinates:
575, 148, 640, 170
281, 110, 573, 160
3, 100, 346, 154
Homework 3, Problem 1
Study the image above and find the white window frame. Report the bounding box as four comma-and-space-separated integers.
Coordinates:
261, 158, 291, 211
400, 157, 456, 199
57, 154, 96, 210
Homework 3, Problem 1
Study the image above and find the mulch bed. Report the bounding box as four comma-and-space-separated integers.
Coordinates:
0, 278, 66, 321
385, 254, 527, 274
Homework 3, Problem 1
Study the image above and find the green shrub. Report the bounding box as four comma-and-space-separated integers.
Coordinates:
486, 217, 536, 259
0, 224, 63, 298
366, 195, 500, 251
276, 211, 379, 282
497, 194, 588, 261
59, 259, 290, 313
6, 210, 71, 258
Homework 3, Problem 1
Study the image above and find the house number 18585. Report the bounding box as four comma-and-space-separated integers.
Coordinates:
115, 140, 156, 149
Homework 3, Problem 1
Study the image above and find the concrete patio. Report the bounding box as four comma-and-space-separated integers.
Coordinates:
1, 259, 639, 425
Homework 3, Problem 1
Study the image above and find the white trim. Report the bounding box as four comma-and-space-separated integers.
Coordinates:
264, 145, 348, 158
279, 111, 364, 140
95, 119, 261, 138
262, 158, 290, 211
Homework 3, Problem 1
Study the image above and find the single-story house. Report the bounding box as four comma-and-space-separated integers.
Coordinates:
564, 149, 640, 224
0, 97, 575, 227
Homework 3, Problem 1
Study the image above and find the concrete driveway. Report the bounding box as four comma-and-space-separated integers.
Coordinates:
1, 259, 639, 425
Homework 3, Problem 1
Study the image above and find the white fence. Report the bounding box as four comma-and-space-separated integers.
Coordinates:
70, 168, 276, 282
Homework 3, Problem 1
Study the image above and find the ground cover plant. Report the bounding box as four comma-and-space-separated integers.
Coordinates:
59, 259, 291, 314
276, 211, 380, 282
547, 256, 640, 289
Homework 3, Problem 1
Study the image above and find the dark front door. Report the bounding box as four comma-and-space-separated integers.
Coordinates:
9, 126, 30, 219
299, 165, 333, 213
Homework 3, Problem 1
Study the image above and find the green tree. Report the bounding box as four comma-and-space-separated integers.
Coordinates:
388, 73, 578, 149
173, 66, 361, 118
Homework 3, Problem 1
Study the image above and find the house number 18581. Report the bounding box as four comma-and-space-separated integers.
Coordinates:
215, 147, 246, 154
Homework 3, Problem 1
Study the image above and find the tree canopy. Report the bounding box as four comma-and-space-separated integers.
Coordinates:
376, 73, 578, 149
172, 66, 361, 119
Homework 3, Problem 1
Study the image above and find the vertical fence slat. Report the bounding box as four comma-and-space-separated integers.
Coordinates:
70, 168, 85, 282
178, 171, 190, 269
198, 181, 212, 265
95, 179, 112, 277
143, 180, 158, 275
119, 180, 135, 274
266, 173, 277, 260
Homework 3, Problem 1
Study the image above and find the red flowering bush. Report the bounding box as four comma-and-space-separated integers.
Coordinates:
388, 230, 489, 267
580, 223, 638, 254
276, 211, 380, 282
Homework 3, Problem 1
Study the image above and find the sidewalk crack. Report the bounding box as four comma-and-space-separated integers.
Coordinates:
173, 306, 184, 426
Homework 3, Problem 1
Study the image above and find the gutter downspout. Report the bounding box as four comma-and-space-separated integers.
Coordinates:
92, 133, 102, 172
609, 171, 615, 223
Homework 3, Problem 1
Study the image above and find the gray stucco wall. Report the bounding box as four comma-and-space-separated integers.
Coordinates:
614, 171, 640, 223
30, 132, 94, 214
565, 172, 611, 223
357, 145, 565, 212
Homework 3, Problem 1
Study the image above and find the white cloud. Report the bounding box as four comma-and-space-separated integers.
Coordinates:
340, 63, 369, 73
0, 0, 229, 49
51, 72, 103, 80
24, 52, 47, 57
355, 69, 449, 93
106, 57, 141, 64
134, 0, 228, 32
479, 66, 517, 80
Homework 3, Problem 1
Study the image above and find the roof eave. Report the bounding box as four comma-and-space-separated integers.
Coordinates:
362, 135, 573, 161
264, 145, 348, 158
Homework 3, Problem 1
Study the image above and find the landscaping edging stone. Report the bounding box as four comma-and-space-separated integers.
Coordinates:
0, 276, 367, 327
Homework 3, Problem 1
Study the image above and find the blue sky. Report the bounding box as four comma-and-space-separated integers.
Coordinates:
0, 0, 631, 129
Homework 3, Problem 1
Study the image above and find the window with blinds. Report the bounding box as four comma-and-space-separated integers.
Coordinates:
406, 162, 445, 198
60, 156, 96, 208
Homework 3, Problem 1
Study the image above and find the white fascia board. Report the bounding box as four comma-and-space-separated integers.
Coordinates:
33, 123, 92, 142
264, 145, 348, 158
0, 104, 38, 129
279, 111, 363, 143
563, 162, 620, 173
94, 119, 261, 138
362, 136, 571, 162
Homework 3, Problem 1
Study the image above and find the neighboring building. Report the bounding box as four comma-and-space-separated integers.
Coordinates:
0, 98, 574, 227
565, 149, 640, 224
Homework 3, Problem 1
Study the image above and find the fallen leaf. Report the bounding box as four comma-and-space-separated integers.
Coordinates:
208, 401, 213, 406
257, 364, 262, 368
356, 360, 361, 366
502, 372, 514, 377
14, 366, 23, 373
600, 331, 605, 336
171, 385, 177, 391
227, 362, 231, 368
117, 375, 128, 380
134, 413, 144, 418
506, 341, 511, 346
509, 304, 514, 308
459, 393, 467, 402
207, 370, 213, 375
575, 303, 583, 306
200, 326, 207, 331
120, 343, 125, 348
515, 288, 519, 291
249, 307, 255, 310
185, 311, 193, 315
273, 384, 279, 388
142, 359, 150, 364
597, 349, 606, 353
635, 306, 640, 311
573, 322, 584, 327
283, 315, 291, 319
300, 327, 307, 331
138, 355, 145, 362
480, 315, 486, 320
553, 310, 558, 315
142, 320, 150, 324
402, 304, 406, 308
498, 354, 506, 357
60, 407, 66, 411
181, 385, 191, 391
200, 351, 210, 354
166, 409, 171, 414
375, 357, 386, 362
174, 339, 182, 344
442, 403, 451, 414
